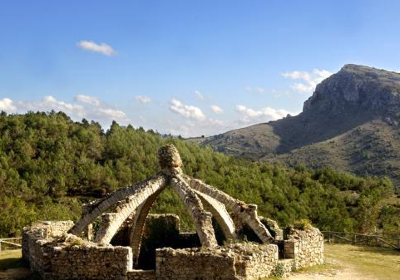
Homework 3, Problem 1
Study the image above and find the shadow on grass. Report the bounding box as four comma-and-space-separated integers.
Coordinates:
0, 256, 25, 270
0, 253, 43, 280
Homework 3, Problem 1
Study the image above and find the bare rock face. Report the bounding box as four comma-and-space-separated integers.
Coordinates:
304, 64, 400, 114
158, 144, 182, 173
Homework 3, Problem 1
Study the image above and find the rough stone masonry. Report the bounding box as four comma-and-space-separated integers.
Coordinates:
22, 144, 324, 280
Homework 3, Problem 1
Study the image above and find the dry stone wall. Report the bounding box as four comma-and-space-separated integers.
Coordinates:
22, 221, 74, 272
232, 243, 278, 280
127, 270, 155, 280
22, 221, 152, 280
284, 227, 324, 269
156, 243, 279, 280
48, 244, 132, 280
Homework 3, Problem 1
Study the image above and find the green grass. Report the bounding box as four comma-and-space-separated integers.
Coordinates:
0, 250, 23, 270
324, 243, 400, 279
0, 250, 41, 280
265, 243, 400, 279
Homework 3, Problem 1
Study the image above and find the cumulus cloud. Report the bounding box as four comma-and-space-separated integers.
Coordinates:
169, 99, 206, 121
77, 40, 117, 56
161, 117, 228, 138
5, 95, 128, 126
236, 105, 293, 124
210, 105, 223, 114
195, 90, 204, 100
282, 69, 333, 94
0, 98, 17, 112
134, 95, 151, 104
18, 96, 86, 117
75, 94, 100, 106
95, 108, 127, 120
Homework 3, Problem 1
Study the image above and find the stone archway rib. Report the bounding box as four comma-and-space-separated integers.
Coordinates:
129, 187, 165, 267
192, 189, 236, 240
94, 175, 167, 245
183, 175, 273, 243
170, 176, 218, 248
69, 173, 167, 237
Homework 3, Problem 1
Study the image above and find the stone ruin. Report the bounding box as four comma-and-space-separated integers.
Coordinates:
22, 144, 324, 280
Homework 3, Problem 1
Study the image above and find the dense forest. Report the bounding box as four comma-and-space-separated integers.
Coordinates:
0, 111, 399, 238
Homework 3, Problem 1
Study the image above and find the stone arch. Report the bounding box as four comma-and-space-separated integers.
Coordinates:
69, 144, 275, 258
170, 177, 218, 248
129, 187, 165, 267
69, 173, 167, 237
193, 190, 236, 241
128, 177, 230, 267
183, 175, 273, 243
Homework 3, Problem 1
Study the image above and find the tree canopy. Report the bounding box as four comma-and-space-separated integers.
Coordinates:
0, 111, 398, 237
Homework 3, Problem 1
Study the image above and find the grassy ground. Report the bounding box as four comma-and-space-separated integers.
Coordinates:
0, 250, 39, 280
0, 250, 23, 270
326, 243, 400, 279
287, 243, 400, 280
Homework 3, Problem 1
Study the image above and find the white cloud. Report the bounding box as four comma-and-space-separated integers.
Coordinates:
0, 98, 17, 112
160, 117, 228, 138
244, 86, 265, 94
77, 40, 117, 56
195, 90, 204, 100
282, 69, 333, 94
75, 94, 100, 106
9, 95, 128, 127
169, 99, 206, 121
210, 105, 223, 114
236, 105, 293, 124
96, 108, 127, 120
134, 95, 151, 104
19, 95, 86, 117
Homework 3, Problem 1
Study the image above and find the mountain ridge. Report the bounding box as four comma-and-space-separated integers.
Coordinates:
203, 64, 400, 187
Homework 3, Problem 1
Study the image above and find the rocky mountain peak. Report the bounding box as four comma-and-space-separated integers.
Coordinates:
303, 64, 400, 114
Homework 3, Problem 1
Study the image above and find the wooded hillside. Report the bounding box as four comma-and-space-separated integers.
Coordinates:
0, 111, 398, 237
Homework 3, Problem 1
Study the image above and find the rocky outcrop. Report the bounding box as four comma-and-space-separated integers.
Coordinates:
304, 64, 400, 114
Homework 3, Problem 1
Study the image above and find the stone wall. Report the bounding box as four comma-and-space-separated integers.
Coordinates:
23, 221, 134, 280
284, 227, 324, 269
156, 243, 278, 280
127, 270, 155, 280
22, 218, 324, 280
233, 243, 278, 280
22, 221, 74, 272
47, 244, 132, 280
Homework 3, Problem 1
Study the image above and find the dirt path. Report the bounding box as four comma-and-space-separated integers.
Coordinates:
288, 258, 374, 280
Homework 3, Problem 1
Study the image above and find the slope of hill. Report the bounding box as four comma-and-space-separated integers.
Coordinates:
0, 112, 398, 238
203, 64, 400, 188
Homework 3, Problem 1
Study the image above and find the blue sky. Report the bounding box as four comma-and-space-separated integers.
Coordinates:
1, 0, 400, 136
